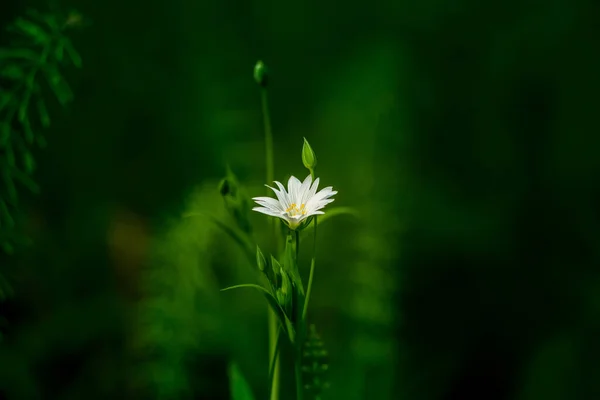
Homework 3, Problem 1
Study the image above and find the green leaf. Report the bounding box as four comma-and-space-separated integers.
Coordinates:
256, 245, 267, 272
283, 233, 304, 295
316, 207, 359, 226
221, 283, 295, 342
0, 64, 25, 80
18, 91, 31, 123
228, 363, 256, 400
44, 66, 73, 105
12, 18, 49, 43
63, 38, 82, 68
0, 48, 39, 61
23, 151, 35, 174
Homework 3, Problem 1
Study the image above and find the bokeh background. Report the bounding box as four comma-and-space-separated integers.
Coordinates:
1, 0, 599, 399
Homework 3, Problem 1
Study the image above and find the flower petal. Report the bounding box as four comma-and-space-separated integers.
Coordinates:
267, 182, 290, 209
308, 177, 320, 199
287, 176, 302, 203
252, 196, 283, 211
298, 174, 313, 205
252, 207, 284, 218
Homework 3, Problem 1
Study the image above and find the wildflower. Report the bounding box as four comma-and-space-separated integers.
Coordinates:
252, 175, 337, 230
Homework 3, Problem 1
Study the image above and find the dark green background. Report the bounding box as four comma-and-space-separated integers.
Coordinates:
1, 0, 599, 399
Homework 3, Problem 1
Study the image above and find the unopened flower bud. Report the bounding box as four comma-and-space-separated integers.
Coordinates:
256, 245, 267, 272
254, 60, 269, 87
302, 137, 317, 171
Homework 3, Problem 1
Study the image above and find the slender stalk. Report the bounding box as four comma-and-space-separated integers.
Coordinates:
301, 221, 317, 320
261, 85, 281, 400
262, 88, 274, 186
295, 350, 304, 400
302, 170, 318, 321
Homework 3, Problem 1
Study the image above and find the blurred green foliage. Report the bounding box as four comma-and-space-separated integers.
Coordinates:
0, 0, 598, 399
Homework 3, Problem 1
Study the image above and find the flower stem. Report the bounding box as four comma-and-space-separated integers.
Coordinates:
260, 85, 281, 400
302, 170, 318, 321
295, 349, 304, 400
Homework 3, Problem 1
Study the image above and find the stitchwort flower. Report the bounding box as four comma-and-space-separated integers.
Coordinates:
252, 174, 337, 230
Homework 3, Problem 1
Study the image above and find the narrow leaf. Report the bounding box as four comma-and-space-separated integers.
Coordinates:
23, 151, 35, 174
63, 38, 82, 68
221, 283, 293, 341
316, 207, 359, 226
13, 18, 49, 43
18, 91, 31, 123
44, 66, 73, 105
221, 283, 271, 295
0, 64, 25, 81
228, 363, 256, 400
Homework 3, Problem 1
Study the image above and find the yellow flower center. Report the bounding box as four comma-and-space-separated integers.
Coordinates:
285, 203, 307, 217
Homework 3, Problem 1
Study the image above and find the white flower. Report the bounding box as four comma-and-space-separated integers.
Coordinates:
252, 174, 337, 230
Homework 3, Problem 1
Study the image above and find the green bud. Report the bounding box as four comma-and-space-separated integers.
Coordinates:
302, 137, 317, 171
271, 256, 281, 286
256, 246, 267, 271
254, 60, 269, 87
280, 266, 290, 296
277, 266, 292, 309
218, 178, 231, 196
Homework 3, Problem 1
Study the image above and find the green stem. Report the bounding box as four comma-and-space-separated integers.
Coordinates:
295, 348, 304, 400
302, 170, 318, 321
261, 84, 281, 400
268, 326, 282, 399
262, 88, 274, 186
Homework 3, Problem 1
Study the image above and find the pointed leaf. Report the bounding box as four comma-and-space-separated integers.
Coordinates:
18, 91, 31, 123
0, 64, 25, 81
221, 283, 294, 341
316, 207, 359, 226
13, 18, 49, 43
23, 151, 35, 174
63, 38, 82, 68
228, 363, 256, 400
44, 66, 73, 105
283, 233, 304, 295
